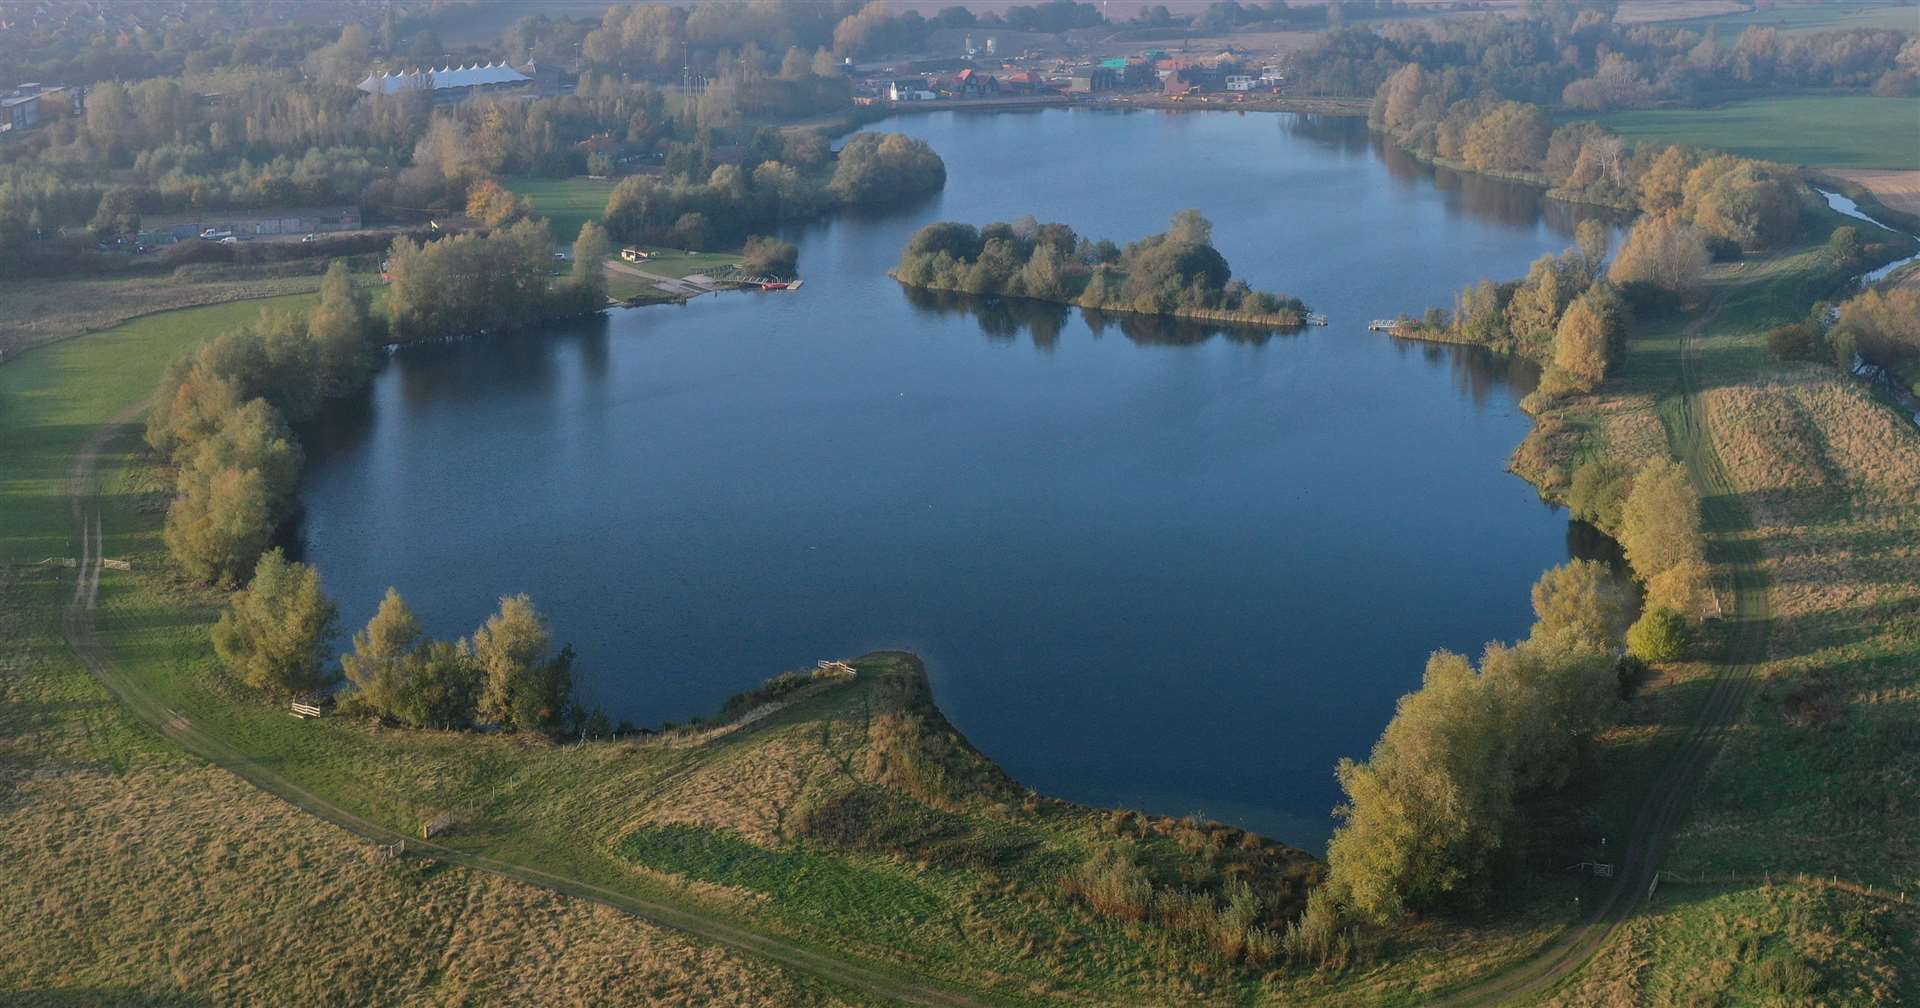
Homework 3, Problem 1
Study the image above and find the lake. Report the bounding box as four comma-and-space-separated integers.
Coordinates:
299, 110, 1619, 849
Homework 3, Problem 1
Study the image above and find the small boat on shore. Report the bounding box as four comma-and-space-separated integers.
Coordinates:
1368, 319, 1401, 332
1304, 312, 1328, 326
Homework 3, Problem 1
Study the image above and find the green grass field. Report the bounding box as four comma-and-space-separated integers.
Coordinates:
1588, 96, 1920, 170
0, 294, 324, 566
1655, 0, 1919, 35
506, 177, 618, 244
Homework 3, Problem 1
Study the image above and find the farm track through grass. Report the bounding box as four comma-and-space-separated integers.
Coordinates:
1424, 299, 1774, 1007
59, 446, 991, 1008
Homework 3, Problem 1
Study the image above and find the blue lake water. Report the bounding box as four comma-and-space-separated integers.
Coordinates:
299, 110, 1620, 849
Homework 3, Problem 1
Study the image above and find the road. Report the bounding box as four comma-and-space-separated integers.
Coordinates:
1424, 304, 1771, 1006
59, 409, 992, 1008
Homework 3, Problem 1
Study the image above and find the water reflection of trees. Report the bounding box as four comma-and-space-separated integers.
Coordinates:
389, 315, 612, 406
900, 285, 1307, 349
1278, 113, 1371, 154
1385, 334, 1541, 411
1366, 133, 1627, 237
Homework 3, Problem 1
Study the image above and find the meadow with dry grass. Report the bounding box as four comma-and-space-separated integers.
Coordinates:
0, 567, 862, 1008
1505, 191, 1920, 1005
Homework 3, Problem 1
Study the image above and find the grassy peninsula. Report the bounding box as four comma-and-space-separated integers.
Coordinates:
891, 211, 1310, 329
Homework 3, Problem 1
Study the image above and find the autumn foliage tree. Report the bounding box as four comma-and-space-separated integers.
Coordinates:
473, 594, 576, 732
1553, 281, 1629, 389
465, 178, 530, 228
1530, 558, 1633, 650
342, 588, 485, 729
1835, 287, 1920, 364
1324, 563, 1624, 925
211, 549, 340, 696
1610, 213, 1711, 294
1619, 459, 1712, 618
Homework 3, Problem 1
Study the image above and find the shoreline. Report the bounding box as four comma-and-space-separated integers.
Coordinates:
800, 93, 1369, 134
891, 275, 1308, 330
1366, 122, 1640, 214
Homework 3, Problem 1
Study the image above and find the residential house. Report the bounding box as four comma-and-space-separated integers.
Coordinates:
1000, 70, 1046, 95
888, 78, 938, 101
1068, 66, 1119, 93
951, 68, 1000, 97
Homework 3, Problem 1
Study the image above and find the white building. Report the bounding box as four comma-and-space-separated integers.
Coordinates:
1225, 75, 1256, 92
356, 61, 531, 99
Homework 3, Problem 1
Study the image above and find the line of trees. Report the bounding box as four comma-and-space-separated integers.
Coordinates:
1568, 455, 1714, 655
1319, 557, 1632, 926
893, 210, 1309, 327
210, 551, 591, 735
140, 255, 604, 732
601, 131, 944, 250
148, 228, 608, 584
384, 218, 608, 343
1403, 220, 1632, 393
1291, 9, 1916, 107
1302, 445, 1713, 939
341, 587, 584, 733
147, 261, 379, 585
1372, 63, 1809, 243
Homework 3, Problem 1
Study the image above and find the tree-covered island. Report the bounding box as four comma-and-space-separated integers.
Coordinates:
891, 210, 1310, 328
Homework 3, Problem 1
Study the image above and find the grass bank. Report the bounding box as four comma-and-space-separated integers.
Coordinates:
1502, 201, 1920, 1004
0, 268, 379, 359
0, 296, 861, 1006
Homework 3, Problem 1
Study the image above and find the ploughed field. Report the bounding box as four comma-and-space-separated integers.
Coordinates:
298, 109, 1623, 848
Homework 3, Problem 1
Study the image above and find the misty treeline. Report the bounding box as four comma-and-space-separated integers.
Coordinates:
601, 131, 945, 249
893, 210, 1309, 326
1289, 4, 1916, 105
1373, 63, 1809, 240
1, 75, 754, 265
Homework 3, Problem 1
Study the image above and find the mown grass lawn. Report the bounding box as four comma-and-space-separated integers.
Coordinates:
505, 176, 618, 243
1587, 96, 1920, 170
0, 294, 324, 566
